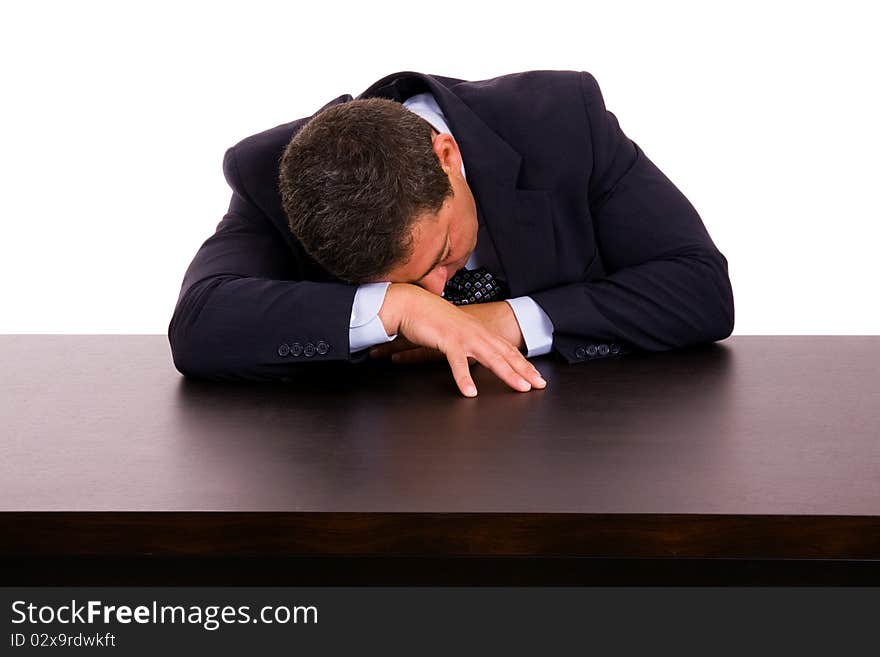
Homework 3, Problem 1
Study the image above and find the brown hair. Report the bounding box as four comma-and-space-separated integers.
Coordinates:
278, 97, 453, 283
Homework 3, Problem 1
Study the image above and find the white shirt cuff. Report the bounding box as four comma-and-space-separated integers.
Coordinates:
504, 296, 554, 357
349, 282, 397, 353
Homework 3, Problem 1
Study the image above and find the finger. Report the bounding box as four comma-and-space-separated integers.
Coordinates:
446, 350, 478, 397
499, 341, 547, 388
471, 339, 534, 393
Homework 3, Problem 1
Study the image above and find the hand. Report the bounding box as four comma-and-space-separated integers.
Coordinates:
376, 284, 546, 397
369, 337, 453, 365
371, 301, 525, 363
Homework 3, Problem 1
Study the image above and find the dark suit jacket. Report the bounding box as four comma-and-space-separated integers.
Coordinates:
168, 69, 734, 380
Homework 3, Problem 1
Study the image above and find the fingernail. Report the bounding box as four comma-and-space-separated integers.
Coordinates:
464, 385, 477, 397
536, 376, 547, 386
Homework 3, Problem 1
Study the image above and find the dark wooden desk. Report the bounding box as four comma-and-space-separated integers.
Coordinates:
2, 335, 878, 584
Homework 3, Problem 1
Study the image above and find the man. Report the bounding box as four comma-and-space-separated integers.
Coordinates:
168, 69, 734, 397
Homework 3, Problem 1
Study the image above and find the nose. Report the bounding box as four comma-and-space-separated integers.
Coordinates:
421, 266, 450, 297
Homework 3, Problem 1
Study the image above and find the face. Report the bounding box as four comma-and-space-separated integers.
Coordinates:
376, 129, 479, 296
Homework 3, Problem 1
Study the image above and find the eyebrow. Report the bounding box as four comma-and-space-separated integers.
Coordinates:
415, 235, 449, 282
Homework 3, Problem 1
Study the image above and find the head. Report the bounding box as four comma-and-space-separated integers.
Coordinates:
278, 97, 478, 296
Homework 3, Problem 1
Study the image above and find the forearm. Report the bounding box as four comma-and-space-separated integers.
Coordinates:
552, 71, 734, 364
370, 290, 527, 355
169, 275, 358, 379
460, 301, 525, 351
530, 247, 734, 363
377, 282, 411, 337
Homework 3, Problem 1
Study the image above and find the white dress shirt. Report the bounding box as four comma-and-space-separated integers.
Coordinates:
349, 92, 554, 357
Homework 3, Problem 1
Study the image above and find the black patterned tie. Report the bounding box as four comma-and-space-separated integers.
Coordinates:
442, 267, 510, 305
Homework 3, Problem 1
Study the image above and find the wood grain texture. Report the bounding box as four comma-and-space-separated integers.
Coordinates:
2, 512, 880, 559
1, 335, 879, 583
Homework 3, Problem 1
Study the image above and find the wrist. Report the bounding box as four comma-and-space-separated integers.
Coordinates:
378, 283, 409, 336
460, 301, 525, 351
499, 301, 526, 351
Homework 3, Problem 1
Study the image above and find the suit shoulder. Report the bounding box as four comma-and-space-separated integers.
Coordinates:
221, 93, 352, 201
452, 69, 595, 129
222, 117, 306, 192
220, 113, 317, 215
455, 69, 583, 99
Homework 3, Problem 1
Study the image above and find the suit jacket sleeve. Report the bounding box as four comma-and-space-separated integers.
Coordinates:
530, 72, 735, 364
168, 146, 367, 381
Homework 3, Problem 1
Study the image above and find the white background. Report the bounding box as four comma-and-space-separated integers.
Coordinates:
1, 0, 877, 334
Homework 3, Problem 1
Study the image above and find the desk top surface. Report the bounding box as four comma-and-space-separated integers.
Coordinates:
2, 334, 878, 516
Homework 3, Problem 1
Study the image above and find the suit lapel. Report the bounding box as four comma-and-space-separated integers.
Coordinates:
356, 71, 557, 297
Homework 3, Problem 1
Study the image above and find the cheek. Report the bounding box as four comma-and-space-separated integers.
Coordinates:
457, 214, 477, 250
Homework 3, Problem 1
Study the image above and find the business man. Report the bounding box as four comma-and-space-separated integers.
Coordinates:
168, 69, 734, 397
